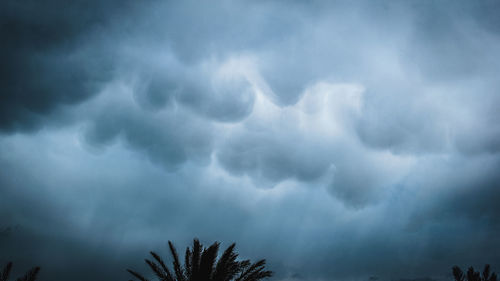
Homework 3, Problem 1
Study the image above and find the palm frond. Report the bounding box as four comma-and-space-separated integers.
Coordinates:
213, 243, 240, 281
484, 265, 491, 281
490, 273, 497, 281
240, 268, 273, 281
127, 269, 150, 281
190, 239, 202, 281
184, 247, 192, 281
238, 260, 251, 271
15, 267, 40, 281
453, 265, 497, 281
146, 259, 174, 281
1, 262, 13, 281
198, 242, 219, 280
130, 239, 272, 281
168, 241, 185, 281
236, 260, 270, 281
454, 266, 465, 281
150, 252, 174, 281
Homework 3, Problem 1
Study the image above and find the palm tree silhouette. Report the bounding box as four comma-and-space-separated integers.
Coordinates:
453, 264, 497, 281
128, 239, 273, 281
0, 262, 40, 281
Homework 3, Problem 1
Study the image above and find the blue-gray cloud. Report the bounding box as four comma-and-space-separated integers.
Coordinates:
1, 1, 500, 281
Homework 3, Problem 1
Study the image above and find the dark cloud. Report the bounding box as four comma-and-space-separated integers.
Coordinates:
1, 130, 500, 281
0, 0, 145, 133
217, 132, 332, 184
406, 156, 500, 230
406, 1, 500, 80
355, 85, 449, 154
1, 1, 500, 281
174, 65, 256, 122
82, 95, 214, 170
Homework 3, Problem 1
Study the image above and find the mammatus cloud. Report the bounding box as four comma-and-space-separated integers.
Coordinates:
1, 1, 500, 281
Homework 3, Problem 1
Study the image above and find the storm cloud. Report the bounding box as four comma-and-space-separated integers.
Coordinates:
1, 1, 500, 281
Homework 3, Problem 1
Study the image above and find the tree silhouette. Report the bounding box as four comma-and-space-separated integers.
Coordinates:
0, 262, 40, 281
453, 265, 497, 281
128, 239, 272, 281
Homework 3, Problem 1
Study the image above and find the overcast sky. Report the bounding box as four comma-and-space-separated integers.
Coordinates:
1, 1, 500, 281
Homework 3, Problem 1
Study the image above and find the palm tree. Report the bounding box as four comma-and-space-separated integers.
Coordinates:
128, 239, 273, 281
0, 262, 40, 281
453, 264, 497, 281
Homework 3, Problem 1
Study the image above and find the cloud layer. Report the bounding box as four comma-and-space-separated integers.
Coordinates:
1, 1, 500, 281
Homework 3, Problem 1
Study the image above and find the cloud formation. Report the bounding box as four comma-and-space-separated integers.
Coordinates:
1, 1, 500, 281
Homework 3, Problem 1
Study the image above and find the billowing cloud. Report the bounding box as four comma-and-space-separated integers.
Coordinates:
0, 0, 139, 132
1, 1, 500, 281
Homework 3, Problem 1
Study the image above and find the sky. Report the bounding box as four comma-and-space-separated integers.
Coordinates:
1, 1, 500, 280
